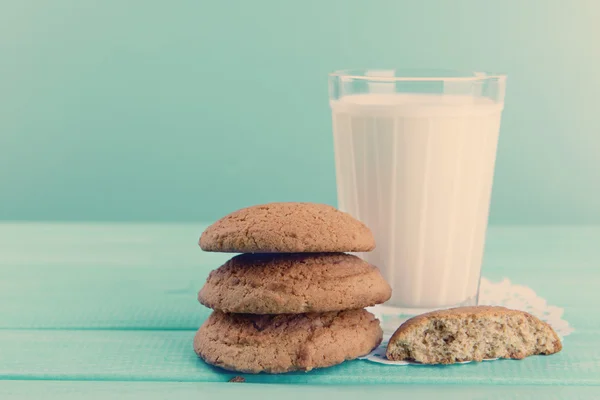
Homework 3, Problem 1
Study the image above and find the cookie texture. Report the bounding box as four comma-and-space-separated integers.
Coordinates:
195, 309, 383, 373
386, 306, 562, 364
198, 253, 391, 314
199, 202, 375, 253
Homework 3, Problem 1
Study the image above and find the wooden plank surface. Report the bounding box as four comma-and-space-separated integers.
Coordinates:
0, 223, 599, 387
0, 329, 597, 384
2, 381, 599, 400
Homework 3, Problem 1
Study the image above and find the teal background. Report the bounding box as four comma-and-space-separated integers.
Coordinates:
1, 0, 598, 223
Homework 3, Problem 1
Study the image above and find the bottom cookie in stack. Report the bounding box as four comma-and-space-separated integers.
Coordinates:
194, 309, 382, 374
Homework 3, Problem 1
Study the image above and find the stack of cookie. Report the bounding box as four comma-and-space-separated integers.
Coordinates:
194, 202, 392, 374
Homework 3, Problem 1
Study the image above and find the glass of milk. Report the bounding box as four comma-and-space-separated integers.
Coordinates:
329, 69, 506, 313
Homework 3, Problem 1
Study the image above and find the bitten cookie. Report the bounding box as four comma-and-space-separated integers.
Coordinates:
199, 202, 375, 253
386, 306, 562, 364
195, 309, 383, 373
198, 253, 391, 314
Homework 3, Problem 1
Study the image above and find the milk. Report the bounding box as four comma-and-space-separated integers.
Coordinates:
331, 93, 503, 309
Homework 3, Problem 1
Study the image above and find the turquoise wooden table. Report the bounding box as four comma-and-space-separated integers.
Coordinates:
1, 224, 599, 398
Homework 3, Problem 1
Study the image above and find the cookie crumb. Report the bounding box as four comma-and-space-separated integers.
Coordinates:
229, 376, 245, 383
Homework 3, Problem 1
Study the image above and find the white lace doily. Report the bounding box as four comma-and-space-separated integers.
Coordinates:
361, 277, 574, 365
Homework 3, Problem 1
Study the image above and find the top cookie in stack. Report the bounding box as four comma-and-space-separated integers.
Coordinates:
194, 202, 390, 373
199, 202, 376, 253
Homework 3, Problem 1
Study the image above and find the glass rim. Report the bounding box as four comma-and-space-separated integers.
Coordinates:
329, 69, 506, 82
